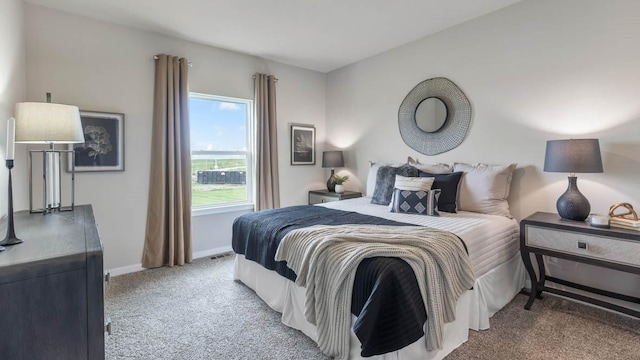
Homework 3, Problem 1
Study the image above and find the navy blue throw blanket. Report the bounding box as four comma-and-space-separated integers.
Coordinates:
232, 205, 435, 357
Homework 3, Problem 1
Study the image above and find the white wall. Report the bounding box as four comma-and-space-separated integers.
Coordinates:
24, 4, 326, 271
0, 0, 27, 219
327, 0, 640, 221
326, 0, 640, 302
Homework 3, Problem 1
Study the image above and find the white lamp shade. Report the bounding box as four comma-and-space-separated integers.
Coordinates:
15, 102, 84, 144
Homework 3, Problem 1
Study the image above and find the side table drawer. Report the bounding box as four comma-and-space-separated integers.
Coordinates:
526, 226, 640, 267
309, 194, 339, 205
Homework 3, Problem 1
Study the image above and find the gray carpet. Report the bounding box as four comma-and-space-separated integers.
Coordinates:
106, 255, 640, 360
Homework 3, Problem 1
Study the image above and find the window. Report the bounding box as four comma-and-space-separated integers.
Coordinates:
189, 93, 253, 209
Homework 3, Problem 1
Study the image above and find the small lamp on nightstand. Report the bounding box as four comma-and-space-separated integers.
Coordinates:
322, 150, 344, 192
543, 138, 603, 222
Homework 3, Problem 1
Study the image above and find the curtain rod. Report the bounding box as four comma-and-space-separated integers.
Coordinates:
253, 74, 279, 82
153, 55, 193, 67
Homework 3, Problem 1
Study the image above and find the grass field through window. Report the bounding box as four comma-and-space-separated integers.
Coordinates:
191, 158, 248, 207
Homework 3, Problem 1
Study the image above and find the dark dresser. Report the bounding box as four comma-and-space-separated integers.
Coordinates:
0, 205, 105, 360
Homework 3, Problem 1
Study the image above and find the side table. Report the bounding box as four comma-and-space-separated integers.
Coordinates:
520, 211, 640, 318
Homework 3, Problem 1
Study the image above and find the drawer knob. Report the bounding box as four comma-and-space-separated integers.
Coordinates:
105, 317, 112, 335
577, 241, 588, 250
104, 270, 111, 285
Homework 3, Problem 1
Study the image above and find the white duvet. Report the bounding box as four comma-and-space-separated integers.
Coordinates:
318, 197, 520, 278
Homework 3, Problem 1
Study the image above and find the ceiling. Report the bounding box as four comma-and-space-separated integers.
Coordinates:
25, 0, 522, 73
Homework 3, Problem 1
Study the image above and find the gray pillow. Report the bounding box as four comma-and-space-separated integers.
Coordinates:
370, 164, 419, 205
453, 162, 517, 218
390, 188, 441, 216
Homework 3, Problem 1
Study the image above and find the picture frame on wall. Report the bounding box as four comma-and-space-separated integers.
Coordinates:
67, 111, 125, 172
290, 124, 315, 165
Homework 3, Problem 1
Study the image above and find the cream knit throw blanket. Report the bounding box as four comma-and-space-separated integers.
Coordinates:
274, 224, 475, 360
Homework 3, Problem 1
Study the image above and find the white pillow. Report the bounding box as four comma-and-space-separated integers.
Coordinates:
453, 162, 517, 218
394, 175, 435, 191
365, 163, 383, 198
407, 157, 453, 174
388, 175, 434, 209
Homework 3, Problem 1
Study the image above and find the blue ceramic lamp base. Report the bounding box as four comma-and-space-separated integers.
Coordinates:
556, 176, 591, 222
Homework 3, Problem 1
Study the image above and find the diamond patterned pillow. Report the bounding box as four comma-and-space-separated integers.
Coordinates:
390, 188, 441, 216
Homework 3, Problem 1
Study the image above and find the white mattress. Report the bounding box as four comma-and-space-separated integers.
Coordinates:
318, 197, 520, 278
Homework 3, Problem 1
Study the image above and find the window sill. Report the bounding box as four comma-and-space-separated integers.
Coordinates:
192, 202, 254, 217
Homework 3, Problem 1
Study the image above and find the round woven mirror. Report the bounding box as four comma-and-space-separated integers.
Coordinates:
398, 77, 472, 155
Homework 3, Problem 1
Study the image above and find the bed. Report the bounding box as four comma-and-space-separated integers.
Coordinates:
232, 162, 526, 359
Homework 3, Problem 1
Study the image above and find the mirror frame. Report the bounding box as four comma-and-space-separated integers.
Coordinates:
415, 97, 448, 133
398, 77, 472, 155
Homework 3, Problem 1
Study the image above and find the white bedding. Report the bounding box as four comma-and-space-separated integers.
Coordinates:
233, 199, 526, 359
319, 197, 520, 278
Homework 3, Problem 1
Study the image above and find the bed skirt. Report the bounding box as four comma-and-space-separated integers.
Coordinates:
233, 253, 525, 360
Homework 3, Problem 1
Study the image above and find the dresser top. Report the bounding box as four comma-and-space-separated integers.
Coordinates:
0, 205, 100, 283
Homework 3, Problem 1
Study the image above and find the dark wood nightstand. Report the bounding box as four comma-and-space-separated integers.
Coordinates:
308, 189, 362, 205
520, 211, 640, 318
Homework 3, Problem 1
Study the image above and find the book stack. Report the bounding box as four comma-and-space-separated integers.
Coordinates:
610, 217, 640, 231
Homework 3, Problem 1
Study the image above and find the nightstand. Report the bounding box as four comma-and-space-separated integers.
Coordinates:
308, 189, 362, 205
520, 211, 640, 318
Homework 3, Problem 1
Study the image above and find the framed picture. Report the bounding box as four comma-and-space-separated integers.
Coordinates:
290, 124, 315, 165
68, 111, 125, 172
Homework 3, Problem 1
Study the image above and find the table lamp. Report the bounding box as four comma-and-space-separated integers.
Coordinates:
15, 94, 84, 214
322, 150, 344, 192
543, 139, 603, 221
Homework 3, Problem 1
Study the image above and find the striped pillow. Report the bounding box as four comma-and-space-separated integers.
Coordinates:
390, 188, 441, 216
394, 175, 434, 191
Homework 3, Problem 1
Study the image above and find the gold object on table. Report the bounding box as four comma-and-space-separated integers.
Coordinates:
608, 202, 638, 221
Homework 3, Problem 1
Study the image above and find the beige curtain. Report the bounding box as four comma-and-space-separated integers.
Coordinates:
142, 54, 192, 268
255, 73, 281, 211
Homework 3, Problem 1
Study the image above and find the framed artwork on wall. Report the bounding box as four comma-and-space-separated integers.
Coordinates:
67, 110, 125, 172
290, 124, 315, 165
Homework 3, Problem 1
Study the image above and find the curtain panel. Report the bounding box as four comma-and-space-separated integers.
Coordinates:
255, 73, 281, 211
142, 54, 192, 268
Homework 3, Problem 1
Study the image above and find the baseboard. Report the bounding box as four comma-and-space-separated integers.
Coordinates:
109, 246, 234, 277
109, 263, 145, 277
193, 246, 233, 259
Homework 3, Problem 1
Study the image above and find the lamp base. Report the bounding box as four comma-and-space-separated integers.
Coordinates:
326, 169, 336, 192
0, 236, 23, 246
28, 149, 76, 214
557, 176, 590, 222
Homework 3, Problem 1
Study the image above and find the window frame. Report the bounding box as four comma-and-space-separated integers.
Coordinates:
189, 92, 255, 215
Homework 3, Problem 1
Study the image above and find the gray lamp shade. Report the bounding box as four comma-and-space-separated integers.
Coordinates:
543, 138, 603, 222
543, 139, 603, 174
322, 151, 344, 168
